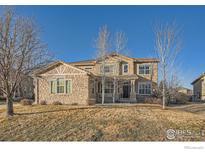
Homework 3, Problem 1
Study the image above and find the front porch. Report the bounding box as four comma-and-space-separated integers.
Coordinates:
95, 75, 138, 103
93, 74, 154, 104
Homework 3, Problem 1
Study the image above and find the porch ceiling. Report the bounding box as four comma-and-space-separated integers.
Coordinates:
117, 74, 139, 80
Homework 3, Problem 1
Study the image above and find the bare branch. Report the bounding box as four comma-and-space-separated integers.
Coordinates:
154, 21, 182, 109
114, 31, 128, 54
0, 7, 53, 116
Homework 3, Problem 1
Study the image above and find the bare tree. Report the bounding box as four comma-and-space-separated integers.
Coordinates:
167, 73, 181, 103
115, 31, 128, 54
154, 22, 182, 109
0, 8, 52, 116
95, 25, 110, 104
112, 31, 128, 103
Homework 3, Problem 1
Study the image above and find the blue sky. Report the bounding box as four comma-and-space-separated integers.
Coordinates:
8, 6, 205, 88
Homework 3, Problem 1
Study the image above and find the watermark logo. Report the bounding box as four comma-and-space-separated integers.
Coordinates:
166, 129, 176, 140
166, 129, 205, 140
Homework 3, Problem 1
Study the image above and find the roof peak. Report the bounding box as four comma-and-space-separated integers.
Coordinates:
191, 73, 205, 85
69, 53, 159, 64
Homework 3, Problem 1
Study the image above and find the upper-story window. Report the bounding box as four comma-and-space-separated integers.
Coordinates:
122, 64, 128, 73
138, 64, 151, 75
101, 65, 114, 73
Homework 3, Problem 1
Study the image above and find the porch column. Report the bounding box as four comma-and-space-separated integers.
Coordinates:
34, 77, 39, 104
130, 79, 136, 101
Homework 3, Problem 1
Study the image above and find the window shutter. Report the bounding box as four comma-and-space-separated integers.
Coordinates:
49, 81, 52, 93
53, 80, 57, 93
50, 80, 57, 94
66, 80, 72, 94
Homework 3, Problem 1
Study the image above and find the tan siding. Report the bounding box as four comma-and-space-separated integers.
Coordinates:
202, 77, 205, 97
193, 79, 203, 100
135, 62, 158, 83
73, 55, 159, 102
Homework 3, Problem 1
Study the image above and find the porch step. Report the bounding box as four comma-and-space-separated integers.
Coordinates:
119, 98, 137, 103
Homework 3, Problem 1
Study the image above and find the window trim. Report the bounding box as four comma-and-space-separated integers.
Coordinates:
50, 79, 57, 94
137, 82, 152, 95
65, 79, 72, 94
101, 64, 114, 74
105, 81, 114, 94
57, 78, 65, 94
49, 78, 72, 95
122, 63, 129, 74
138, 64, 152, 75
91, 80, 95, 94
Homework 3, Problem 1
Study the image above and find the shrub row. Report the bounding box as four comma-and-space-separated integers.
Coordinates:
20, 99, 34, 106
144, 97, 162, 104
39, 100, 63, 105
20, 99, 64, 106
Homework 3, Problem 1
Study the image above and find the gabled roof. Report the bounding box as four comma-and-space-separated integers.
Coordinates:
32, 61, 63, 76
69, 59, 96, 66
69, 53, 159, 66
191, 73, 205, 85
33, 61, 90, 76
133, 58, 160, 63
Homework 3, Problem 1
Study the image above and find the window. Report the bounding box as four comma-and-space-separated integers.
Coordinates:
138, 82, 151, 95
97, 81, 113, 94
105, 81, 114, 94
66, 80, 72, 94
123, 64, 128, 73
197, 92, 201, 99
138, 64, 151, 75
101, 65, 114, 73
50, 80, 56, 94
50, 79, 72, 94
91, 80, 95, 94
98, 82, 102, 93
57, 78, 65, 93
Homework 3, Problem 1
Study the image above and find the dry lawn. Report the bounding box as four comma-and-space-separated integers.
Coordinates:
0, 104, 205, 141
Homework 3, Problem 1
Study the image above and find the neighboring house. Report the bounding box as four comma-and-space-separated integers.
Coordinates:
0, 75, 34, 100
191, 73, 205, 101
178, 87, 193, 96
14, 76, 34, 99
33, 53, 159, 105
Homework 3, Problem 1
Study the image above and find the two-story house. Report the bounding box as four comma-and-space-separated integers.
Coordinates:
191, 73, 205, 101
33, 53, 159, 105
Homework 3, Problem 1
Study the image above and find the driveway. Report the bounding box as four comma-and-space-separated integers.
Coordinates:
170, 103, 205, 116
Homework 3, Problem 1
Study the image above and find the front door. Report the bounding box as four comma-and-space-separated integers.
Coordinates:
123, 85, 130, 98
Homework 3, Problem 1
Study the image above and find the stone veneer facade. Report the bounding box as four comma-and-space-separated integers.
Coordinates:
34, 63, 95, 105
34, 54, 159, 105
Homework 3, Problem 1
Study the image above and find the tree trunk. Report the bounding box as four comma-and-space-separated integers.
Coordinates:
162, 67, 166, 109
102, 76, 105, 104
113, 77, 116, 103
6, 96, 14, 116
162, 81, 166, 109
